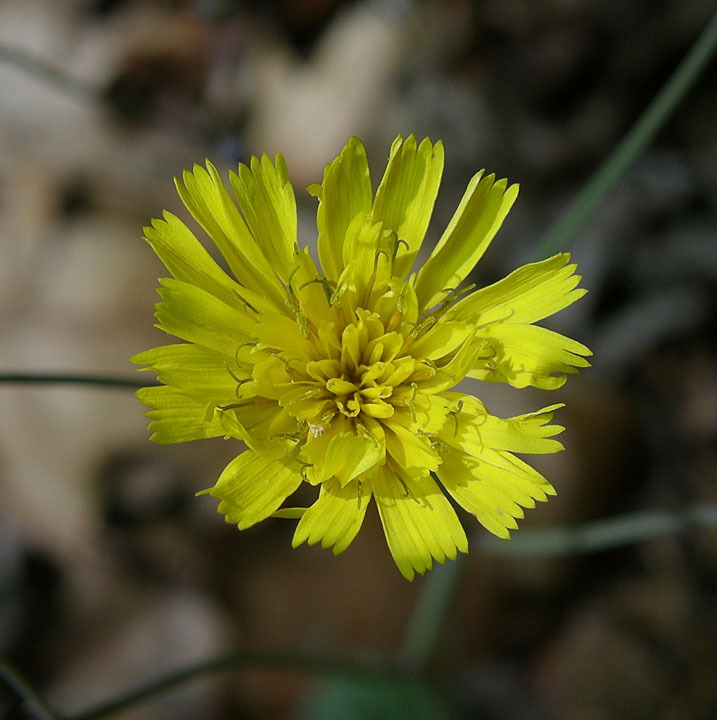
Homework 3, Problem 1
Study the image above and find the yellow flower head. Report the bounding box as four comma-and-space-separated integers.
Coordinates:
132, 135, 591, 580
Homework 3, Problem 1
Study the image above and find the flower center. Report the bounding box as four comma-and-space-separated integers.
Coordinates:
243, 281, 447, 448
326, 363, 398, 419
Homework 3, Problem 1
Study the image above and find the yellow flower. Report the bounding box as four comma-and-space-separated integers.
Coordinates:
132, 135, 590, 580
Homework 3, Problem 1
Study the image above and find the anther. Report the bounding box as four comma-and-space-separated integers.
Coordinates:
309, 423, 325, 438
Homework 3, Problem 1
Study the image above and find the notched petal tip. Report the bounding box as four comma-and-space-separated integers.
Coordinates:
306, 182, 322, 199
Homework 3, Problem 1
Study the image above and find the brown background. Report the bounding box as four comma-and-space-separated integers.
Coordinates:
0, 1, 715, 718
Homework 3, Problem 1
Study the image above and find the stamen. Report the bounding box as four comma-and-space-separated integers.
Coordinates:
299, 274, 334, 303
217, 400, 253, 411
415, 283, 478, 326
391, 235, 409, 265
355, 422, 373, 441
398, 475, 412, 498
396, 282, 408, 313
282, 266, 302, 314
287, 265, 301, 292
474, 340, 497, 370
431, 440, 451, 455
291, 456, 312, 481
283, 294, 310, 337
269, 430, 302, 441
423, 358, 439, 376
422, 356, 455, 383
361, 272, 377, 309
284, 387, 321, 406
445, 399, 465, 437
278, 355, 303, 372
356, 480, 363, 510
225, 366, 252, 397
472, 308, 515, 331
385, 283, 410, 333
374, 248, 389, 272
225, 365, 242, 383
431, 439, 450, 454
411, 315, 438, 338
234, 339, 259, 369
232, 289, 259, 314
440, 283, 476, 308
405, 382, 418, 424
330, 278, 345, 307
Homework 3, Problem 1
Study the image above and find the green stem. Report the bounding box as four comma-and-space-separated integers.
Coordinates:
0, 44, 97, 100
398, 554, 466, 671
0, 373, 155, 391
479, 504, 717, 557
0, 659, 60, 720
10, 505, 706, 720
65, 650, 405, 720
399, 10, 717, 674
536, 8, 717, 258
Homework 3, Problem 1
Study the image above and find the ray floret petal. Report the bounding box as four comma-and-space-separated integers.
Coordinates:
132, 134, 591, 579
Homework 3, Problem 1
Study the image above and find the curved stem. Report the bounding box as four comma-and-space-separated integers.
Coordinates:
0, 373, 156, 391
0, 44, 97, 100
400, 10, 717, 675
398, 554, 466, 671
536, 8, 717, 258
397, 502, 717, 670
0, 659, 60, 720
479, 504, 717, 557
66, 650, 407, 720
6, 506, 708, 720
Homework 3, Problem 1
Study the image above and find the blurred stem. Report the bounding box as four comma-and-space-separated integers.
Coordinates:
398, 554, 466, 671
66, 650, 405, 720
400, 10, 717, 674
479, 504, 717, 557
0, 373, 154, 391
536, 8, 717, 258
0, 659, 59, 720
2, 507, 708, 720
398, 503, 717, 671
0, 44, 97, 100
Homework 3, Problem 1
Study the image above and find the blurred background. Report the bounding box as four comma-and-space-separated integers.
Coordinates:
0, 0, 715, 718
